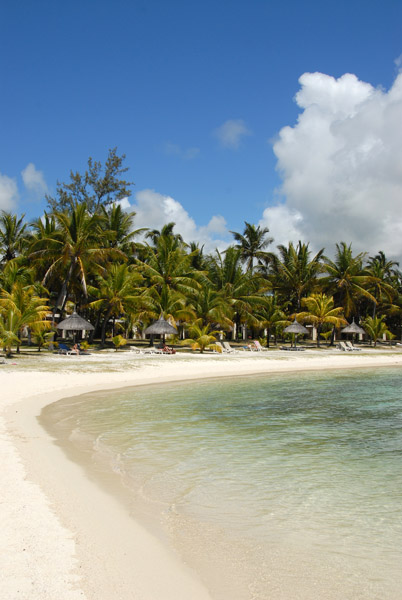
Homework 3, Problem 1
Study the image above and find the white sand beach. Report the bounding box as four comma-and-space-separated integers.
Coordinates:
1, 347, 402, 600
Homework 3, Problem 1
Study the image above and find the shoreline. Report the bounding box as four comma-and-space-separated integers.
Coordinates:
2, 349, 402, 599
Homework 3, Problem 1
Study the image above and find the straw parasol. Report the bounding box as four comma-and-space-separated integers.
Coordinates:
341, 318, 365, 335
57, 311, 94, 342
144, 315, 178, 344
284, 318, 308, 348
341, 318, 365, 344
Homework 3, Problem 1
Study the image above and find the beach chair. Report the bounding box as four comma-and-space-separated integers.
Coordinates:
337, 341, 352, 352
252, 340, 268, 352
345, 341, 361, 351
143, 347, 163, 354
242, 344, 257, 351
57, 342, 73, 355
222, 341, 238, 353
129, 346, 144, 354
213, 341, 225, 353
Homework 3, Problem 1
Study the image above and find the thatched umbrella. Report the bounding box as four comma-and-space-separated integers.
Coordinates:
144, 315, 177, 345
341, 318, 365, 344
57, 311, 94, 342
284, 318, 308, 348
341, 318, 365, 335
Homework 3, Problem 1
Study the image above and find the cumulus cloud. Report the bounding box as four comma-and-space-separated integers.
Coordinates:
214, 119, 252, 149
129, 189, 230, 252
265, 71, 402, 260
21, 163, 48, 196
0, 173, 19, 212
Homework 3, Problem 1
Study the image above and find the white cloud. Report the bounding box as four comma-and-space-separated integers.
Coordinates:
163, 142, 200, 160
129, 189, 230, 252
259, 204, 304, 248
267, 70, 402, 260
214, 119, 252, 149
21, 163, 48, 196
0, 173, 19, 212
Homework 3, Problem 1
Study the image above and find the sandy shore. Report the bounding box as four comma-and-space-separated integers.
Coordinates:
1, 347, 402, 600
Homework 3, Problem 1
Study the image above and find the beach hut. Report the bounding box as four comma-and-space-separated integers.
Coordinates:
144, 315, 178, 345
283, 318, 308, 348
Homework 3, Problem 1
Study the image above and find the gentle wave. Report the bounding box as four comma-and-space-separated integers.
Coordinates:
41, 368, 402, 599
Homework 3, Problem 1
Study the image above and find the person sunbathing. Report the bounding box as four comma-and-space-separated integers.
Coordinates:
162, 343, 176, 354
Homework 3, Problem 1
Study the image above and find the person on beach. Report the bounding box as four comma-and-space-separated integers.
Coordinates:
162, 343, 176, 354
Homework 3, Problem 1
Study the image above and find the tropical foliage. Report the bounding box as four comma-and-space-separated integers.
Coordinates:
2, 151, 402, 355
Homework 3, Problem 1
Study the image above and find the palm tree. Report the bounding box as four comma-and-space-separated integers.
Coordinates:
181, 320, 221, 353
88, 263, 145, 346
362, 315, 393, 347
366, 251, 398, 317
268, 242, 324, 311
145, 222, 184, 246
187, 283, 233, 330
297, 293, 346, 347
254, 295, 287, 347
29, 203, 120, 315
0, 283, 50, 356
323, 242, 376, 319
230, 222, 273, 273
0, 211, 27, 264
99, 203, 147, 254
207, 247, 267, 339
136, 235, 204, 307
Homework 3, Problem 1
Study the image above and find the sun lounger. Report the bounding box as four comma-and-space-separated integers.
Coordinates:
252, 340, 268, 352
337, 341, 352, 352
129, 346, 144, 354
143, 347, 163, 354
345, 341, 361, 351
222, 341, 239, 353
280, 346, 305, 351
57, 342, 73, 355
241, 344, 258, 351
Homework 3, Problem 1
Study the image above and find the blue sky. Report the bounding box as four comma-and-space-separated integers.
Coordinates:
1, 1, 402, 256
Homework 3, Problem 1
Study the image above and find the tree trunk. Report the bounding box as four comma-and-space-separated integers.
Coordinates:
100, 307, 113, 347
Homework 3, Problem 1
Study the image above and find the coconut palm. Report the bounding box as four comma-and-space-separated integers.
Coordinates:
29, 203, 120, 314
136, 234, 204, 301
207, 247, 267, 339
268, 242, 325, 311
99, 203, 147, 254
181, 320, 221, 353
0, 211, 27, 264
323, 242, 376, 319
0, 283, 50, 356
88, 263, 146, 346
254, 295, 287, 347
230, 221, 273, 273
362, 315, 394, 347
187, 283, 233, 330
145, 222, 184, 246
366, 251, 398, 317
297, 293, 346, 347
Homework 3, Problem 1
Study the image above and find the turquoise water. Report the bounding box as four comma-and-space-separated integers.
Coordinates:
41, 368, 402, 599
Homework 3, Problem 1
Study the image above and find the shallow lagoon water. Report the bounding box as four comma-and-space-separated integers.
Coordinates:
41, 367, 402, 599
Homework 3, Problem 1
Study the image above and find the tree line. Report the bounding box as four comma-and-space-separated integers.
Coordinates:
1, 150, 401, 356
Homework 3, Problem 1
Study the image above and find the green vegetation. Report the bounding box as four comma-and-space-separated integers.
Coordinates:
1, 151, 402, 355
